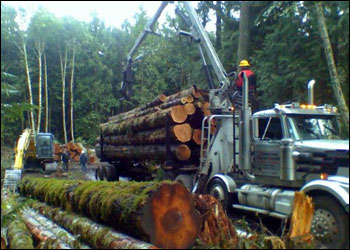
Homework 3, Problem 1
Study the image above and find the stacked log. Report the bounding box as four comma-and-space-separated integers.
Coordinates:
19, 177, 201, 249
96, 86, 211, 173
54, 142, 88, 163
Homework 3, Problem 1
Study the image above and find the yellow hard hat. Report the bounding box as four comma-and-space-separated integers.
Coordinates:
239, 60, 250, 67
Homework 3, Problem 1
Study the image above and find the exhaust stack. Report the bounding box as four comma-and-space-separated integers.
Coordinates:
239, 73, 255, 181
308, 79, 316, 105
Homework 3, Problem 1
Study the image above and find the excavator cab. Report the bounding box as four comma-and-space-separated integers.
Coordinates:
36, 133, 54, 159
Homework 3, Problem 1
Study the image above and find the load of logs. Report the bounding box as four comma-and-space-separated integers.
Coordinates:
95, 86, 212, 175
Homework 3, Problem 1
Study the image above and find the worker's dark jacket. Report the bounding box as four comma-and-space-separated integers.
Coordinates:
235, 69, 256, 91
61, 152, 70, 163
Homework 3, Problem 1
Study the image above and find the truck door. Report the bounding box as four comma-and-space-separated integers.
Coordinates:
253, 116, 284, 177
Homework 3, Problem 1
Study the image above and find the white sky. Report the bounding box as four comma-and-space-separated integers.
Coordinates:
2, 1, 216, 32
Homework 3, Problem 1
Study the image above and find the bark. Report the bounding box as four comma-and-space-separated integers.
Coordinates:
20, 178, 200, 249
237, 1, 251, 69
70, 39, 76, 142
101, 106, 187, 136
30, 201, 157, 249
103, 123, 192, 145
288, 192, 314, 238
60, 46, 68, 144
21, 208, 90, 249
108, 94, 167, 122
102, 143, 191, 161
17, 40, 36, 134
315, 2, 349, 132
7, 219, 34, 249
35, 41, 45, 133
43, 52, 49, 133
215, 1, 222, 51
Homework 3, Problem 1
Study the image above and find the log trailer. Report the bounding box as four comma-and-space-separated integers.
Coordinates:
97, 2, 349, 248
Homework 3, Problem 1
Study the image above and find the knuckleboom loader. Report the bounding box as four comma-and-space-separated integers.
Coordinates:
103, 2, 349, 248
3, 128, 56, 191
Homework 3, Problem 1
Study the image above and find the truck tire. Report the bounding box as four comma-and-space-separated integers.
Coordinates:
105, 165, 119, 182
95, 165, 107, 181
175, 174, 193, 191
312, 195, 349, 249
208, 178, 232, 210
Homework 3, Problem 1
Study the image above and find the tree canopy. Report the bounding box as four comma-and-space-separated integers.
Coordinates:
1, 1, 349, 145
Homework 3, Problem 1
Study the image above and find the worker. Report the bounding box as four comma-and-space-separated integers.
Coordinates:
235, 60, 256, 92
79, 151, 88, 173
61, 150, 70, 172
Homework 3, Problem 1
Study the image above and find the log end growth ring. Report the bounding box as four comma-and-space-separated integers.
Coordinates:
141, 183, 200, 249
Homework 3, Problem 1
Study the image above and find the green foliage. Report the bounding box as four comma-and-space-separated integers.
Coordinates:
1, 1, 349, 145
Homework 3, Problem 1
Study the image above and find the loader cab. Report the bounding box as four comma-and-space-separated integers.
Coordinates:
36, 133, 54, 159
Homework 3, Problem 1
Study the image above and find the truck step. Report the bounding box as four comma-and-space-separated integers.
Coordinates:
232, 204, 289, 219
2, 170, 22, 193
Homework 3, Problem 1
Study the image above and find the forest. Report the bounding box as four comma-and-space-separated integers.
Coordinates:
1, 1, 349, 146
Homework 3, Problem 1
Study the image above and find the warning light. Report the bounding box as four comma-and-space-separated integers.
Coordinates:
229, 106, 235, 111
320, 173, 328, 180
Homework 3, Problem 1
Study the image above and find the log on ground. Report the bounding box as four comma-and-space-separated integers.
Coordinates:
7, 219, 34, 249
30, 201, 157, 249
19, 178, 200, 249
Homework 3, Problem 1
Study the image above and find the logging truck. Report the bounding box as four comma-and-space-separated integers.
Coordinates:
95, 2, 349, 248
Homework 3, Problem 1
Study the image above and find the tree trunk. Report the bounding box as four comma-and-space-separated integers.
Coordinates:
102, 143, 191, 161
7, 218, 34, 249
237, 1, 251, 69
20, 178, 200, 249
43, 52, 49, 133
70, 39, 76, 143
288, 192, 314, 238
315, 2, 349, 133
101, 106, 188, 136
103, 123, 192, 145
35, 41, 45, 133
30, 200, 157, 249
21, 41, 36, 134
60, 47, 68, 144
215, 1, 222, 51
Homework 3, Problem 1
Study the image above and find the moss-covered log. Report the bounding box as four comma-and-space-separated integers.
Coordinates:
29, 201, 157, 249
102, 144, 192, 161
20, 178, 200, 249
7, 218, 34, 249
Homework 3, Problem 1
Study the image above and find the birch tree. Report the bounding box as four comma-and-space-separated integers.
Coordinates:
59, 46, 68, 144
69, 38, 76, 142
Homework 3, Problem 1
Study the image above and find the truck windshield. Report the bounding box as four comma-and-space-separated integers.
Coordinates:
286, 115, 341, 140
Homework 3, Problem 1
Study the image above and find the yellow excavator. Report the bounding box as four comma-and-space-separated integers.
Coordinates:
3, 128, 57, 191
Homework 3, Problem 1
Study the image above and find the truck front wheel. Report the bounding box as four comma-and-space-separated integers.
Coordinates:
208, 178, 232, 210
311, 195, 349, 249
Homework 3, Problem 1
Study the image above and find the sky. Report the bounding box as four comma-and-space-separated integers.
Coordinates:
2, 1, 216, 32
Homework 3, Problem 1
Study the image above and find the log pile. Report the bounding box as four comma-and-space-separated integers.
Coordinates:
54, 142, 90, 163
19, 177, 201, 249
96, 86, 211, 173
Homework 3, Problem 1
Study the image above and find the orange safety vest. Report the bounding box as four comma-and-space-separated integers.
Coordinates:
235, 69, 256, 90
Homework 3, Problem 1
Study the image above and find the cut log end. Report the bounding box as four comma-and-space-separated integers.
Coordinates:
184, 103, 196, 115
192, 86, 202, 99
171, 105, 188, 123
141, 183, 200, 249
174, 124, 192, 143
192, 129, 202, 145
202, 102, 211, 116
159, 94, 167, 103
176, 144, 191, 161
186, 95, 194, 103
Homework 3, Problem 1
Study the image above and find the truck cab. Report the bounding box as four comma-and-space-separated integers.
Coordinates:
252, 103, 349, 187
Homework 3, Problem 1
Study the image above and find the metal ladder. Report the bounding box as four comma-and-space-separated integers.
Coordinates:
199, 114, 235, 171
